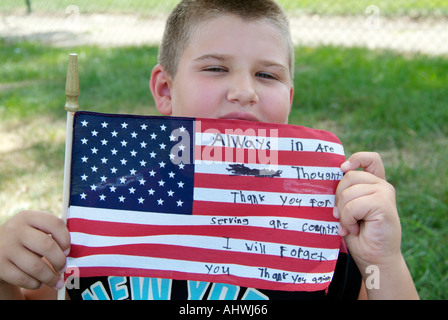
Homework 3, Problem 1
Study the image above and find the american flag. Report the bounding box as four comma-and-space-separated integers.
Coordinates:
66, 111, 345, 292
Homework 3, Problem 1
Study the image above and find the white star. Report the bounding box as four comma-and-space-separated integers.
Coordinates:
179, 126, 186, 132
91, 166, 98, 172
158, 179, 165, 187
140, 141, 147, 148
81, 120, 88, 127
110, 186, 117, 192
91, 130, 98, 137
100, 175, 107, 182
159, 143, 166, 150
81, 138, 88, 145
138, 197, 145, 204
141, 124, 148, 130
90, 184, 97, 191
157, 198, 164, 205
149, 170, 156, 177
119, 195, 126, 202
139, 178, 146, 185
169, 134, 177, 141
167, 190, 174, 197
168, 171, 175, 178
120, 159, 127, 165
80, 193, 87, 199
101, 157, 108, 164
149, 151, 156, 158
99, 194, 106, 201
178, 144, 186, 151
129, 187, 136, 194
81, 156, 88, 163
177, 181, 184, 188
160, 124, 167, 131
121, 140, 128, 147
130, 168, 137, 175
110, 167, 118, 174
131, 132, 138, 138
148, 188, 155, 195
101, 139, 108, 146
178, 162, 185, 169
111, 130, 118, 137
176, 200, 183, 207
101, 122, 109, 128
150, 133, 157, 140
159, 161, 166, 168
81, 174, 88, 181
119, 177, 126, 184
130, 150, 137, 157
140, 160, 147, 167
111, 148, 118, 155
169, 153, 176, 160
121, 122, 128, 129
91, 147, 98, 154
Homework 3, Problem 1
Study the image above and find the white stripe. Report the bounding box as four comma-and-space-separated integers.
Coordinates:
70, 233, 340, 261
196, 132, 344, 155
67, 254, 335, 286
68, 206, 339, 235
194, 161, 344, 181
193, 187, 336, 208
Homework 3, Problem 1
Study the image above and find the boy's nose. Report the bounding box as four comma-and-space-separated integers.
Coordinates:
227, 75, 259, 107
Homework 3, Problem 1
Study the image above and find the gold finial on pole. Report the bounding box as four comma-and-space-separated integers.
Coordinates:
65, 53, 79, 112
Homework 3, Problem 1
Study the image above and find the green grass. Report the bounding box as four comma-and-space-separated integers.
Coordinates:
2, 0, 448, 17
0, 39, 447, 299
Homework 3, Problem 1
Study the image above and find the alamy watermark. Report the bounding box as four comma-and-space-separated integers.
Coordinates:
365, 5, 381, 30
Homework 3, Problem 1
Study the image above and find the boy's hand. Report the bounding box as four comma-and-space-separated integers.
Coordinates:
0, 211, 70, 291
334, 152, 402, 272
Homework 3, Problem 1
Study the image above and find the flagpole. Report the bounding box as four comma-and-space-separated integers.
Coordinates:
58, 53, 79, 300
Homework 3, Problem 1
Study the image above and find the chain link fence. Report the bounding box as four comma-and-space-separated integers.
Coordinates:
1, 0, 447, 56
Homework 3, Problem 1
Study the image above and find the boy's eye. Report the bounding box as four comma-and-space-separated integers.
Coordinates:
202, 66, 227, 72
256, 72, 278, 80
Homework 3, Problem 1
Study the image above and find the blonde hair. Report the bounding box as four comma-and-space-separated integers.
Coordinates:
159, 0, 294, 81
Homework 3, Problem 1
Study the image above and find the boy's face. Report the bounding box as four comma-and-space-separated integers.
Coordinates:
151, 15, 294, 124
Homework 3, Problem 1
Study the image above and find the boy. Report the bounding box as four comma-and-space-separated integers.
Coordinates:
0, 0, 418, 299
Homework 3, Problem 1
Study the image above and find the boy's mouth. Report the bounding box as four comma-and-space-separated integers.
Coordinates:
220, 112, 260, 122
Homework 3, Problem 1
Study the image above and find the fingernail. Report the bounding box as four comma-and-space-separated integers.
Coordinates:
64, 248, 70, 256
333, 206, 339, 219
58, 262, 67, 274
341, 161, 350, 171
54, 279, 64, 290
338, 226, 348, 237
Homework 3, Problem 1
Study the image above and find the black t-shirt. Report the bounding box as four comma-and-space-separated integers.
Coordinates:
66, 249, 361, 300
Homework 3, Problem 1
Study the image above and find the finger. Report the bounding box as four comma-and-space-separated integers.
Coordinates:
9, 247, 63, 290
0, 259, 41, 290
342, 152, 385, 180
338, 194, 377, 236
336, 183, 378, 214
336, 170, 381, 202
21, 226, 67, 273
23, 211, 71, 255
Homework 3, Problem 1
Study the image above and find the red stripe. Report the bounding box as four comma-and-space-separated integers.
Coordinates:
67, 218, 340, 249
195, 146, 345, 167
69, 243, 337, 273
66, 266, 331, 292
192, 201, 339, 221
195, 118, 342, 144
194, 173, 338, 194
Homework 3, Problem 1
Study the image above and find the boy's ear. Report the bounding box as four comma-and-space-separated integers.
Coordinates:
150, 64, 173, 116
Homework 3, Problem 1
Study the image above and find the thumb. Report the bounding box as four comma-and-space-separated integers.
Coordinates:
341, 152, 386, 180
